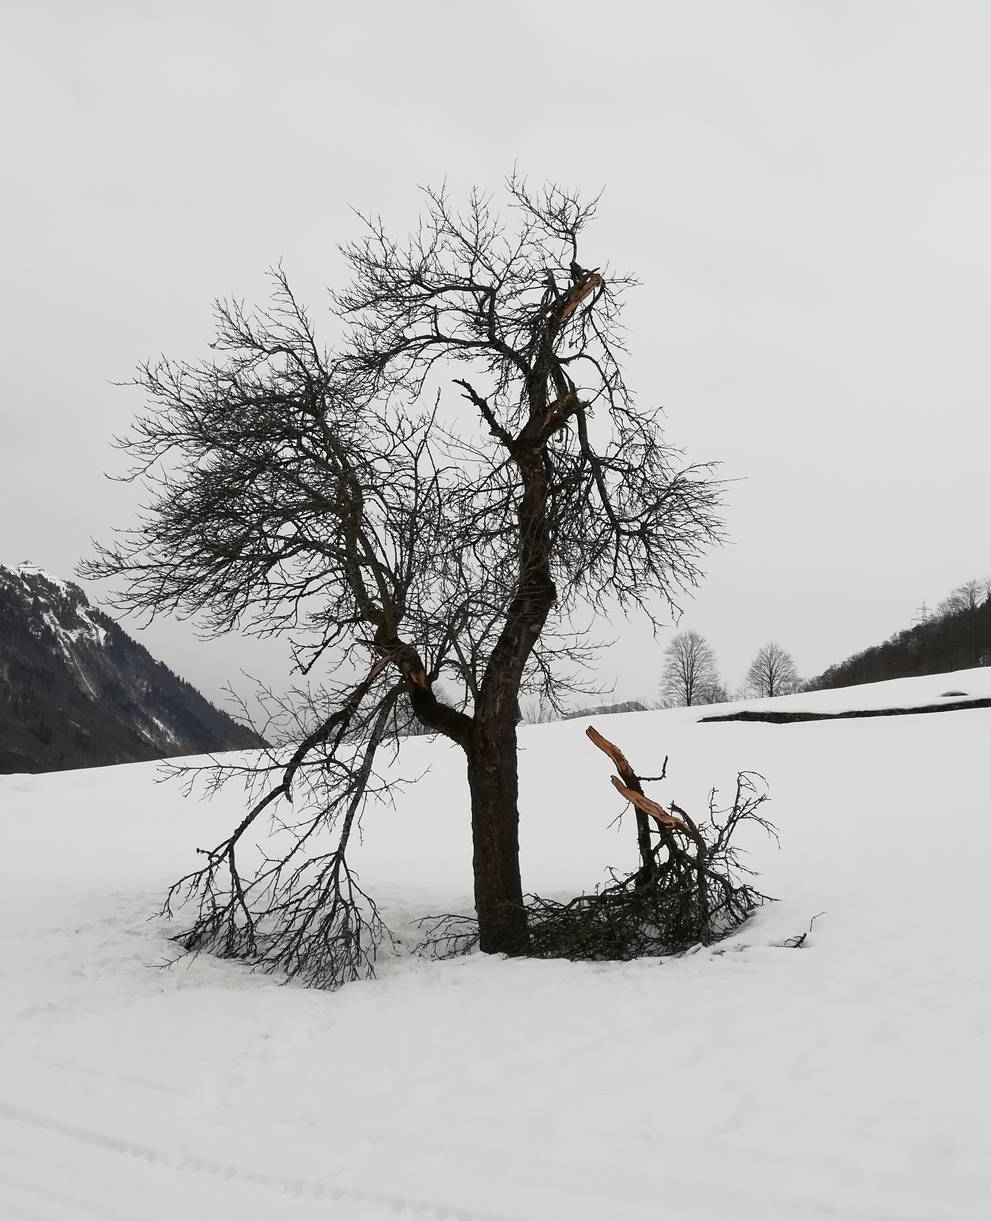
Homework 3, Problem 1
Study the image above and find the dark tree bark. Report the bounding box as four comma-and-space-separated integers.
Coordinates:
466, 725, 527, 953
461, 440, 558, 949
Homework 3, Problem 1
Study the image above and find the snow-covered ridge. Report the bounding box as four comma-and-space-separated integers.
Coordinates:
13, 560, 74, 595
2, 561, 109, 652
729, 664, 991, 714
636, 665, 991, 727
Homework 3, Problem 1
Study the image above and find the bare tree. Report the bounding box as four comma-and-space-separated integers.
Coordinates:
696, 679, 730, 705
660, 631, 720, 707
938, 578, 991, 667
940, 578, 990, 614
519, 697, 558, 724
84, 177, 722, 983
744, 642, 800, 698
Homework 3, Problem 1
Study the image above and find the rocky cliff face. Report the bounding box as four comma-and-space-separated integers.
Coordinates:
0, 563, 263, 773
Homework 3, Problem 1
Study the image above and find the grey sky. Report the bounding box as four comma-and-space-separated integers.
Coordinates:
3, 1, 989, 707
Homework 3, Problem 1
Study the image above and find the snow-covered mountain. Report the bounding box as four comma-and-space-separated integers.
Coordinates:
0, 562, 263, 773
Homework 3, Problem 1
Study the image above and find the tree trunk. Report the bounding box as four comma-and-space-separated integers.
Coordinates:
463, 376, 557, 956
466, 724, 529, 955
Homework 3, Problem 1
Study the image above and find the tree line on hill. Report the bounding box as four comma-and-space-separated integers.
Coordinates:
805, 577, 991, 692
650, 576, 991, 712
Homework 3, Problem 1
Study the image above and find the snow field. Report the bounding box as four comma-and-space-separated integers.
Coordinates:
2, 673, 990, 1219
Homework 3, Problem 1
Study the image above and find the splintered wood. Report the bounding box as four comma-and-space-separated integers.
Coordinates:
609, 777, 690, 833
585, 725, 689, 833
558, 273, 603, 321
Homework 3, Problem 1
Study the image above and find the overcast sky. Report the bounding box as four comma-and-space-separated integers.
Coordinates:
3, 1, 990, 708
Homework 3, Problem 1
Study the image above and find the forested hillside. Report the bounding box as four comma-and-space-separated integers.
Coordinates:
808, 579, 990, 690
0, 563, 264, 773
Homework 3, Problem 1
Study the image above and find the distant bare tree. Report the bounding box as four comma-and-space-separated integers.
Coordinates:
85, 177, 722, 984
745, 642, 800, 698
519, 697, 558, 724
697, 679, 730, 705
939, 578, 990, 616
660, 631, 720, 707
939, 578, 991, 667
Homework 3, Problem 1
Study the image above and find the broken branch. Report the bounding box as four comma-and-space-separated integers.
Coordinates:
610, 776, 690, 832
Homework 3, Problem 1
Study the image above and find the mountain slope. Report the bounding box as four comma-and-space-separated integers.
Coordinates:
0, 562, 262, 773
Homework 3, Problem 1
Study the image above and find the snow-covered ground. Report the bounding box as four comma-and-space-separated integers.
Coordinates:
2, 670, 991, 1220
694, 663, 991, 719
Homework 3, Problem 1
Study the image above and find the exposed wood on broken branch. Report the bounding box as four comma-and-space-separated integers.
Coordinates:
586, 724, 636, 782
609, 775, 690, 832
558, 272, 603, 321
586, 725, 689, 832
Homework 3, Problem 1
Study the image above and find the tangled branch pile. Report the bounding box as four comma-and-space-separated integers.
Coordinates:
421, 726, 776, 964
525, 727, 776, 960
